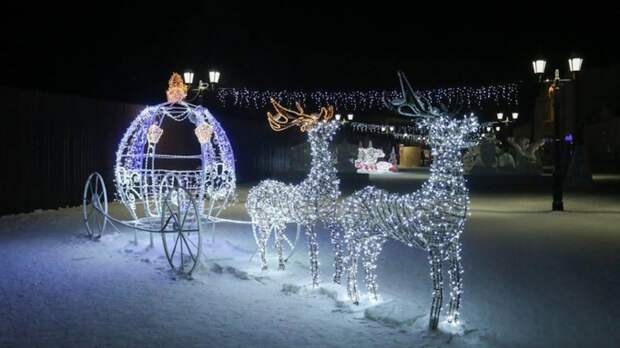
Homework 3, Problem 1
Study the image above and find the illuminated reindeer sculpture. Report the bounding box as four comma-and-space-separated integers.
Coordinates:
339, 72, 479, 329
246, 99, 344, 287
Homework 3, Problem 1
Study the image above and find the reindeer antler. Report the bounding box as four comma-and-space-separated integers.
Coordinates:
267, 98, 334, 132
383, 71, 440, 118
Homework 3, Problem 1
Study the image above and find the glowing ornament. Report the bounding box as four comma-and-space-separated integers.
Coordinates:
147, 124, 163, 144
194, 123, 214, 144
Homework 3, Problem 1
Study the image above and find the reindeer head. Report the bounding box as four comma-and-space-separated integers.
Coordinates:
384, 71, 479, 150
425, 115, 480, 150
267, 98, 339, 139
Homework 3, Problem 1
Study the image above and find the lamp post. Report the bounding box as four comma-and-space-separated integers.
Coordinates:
496, 112, 519, 126
183, 68, 221, 104
335, 113, 354, 123
532, 54, 583, 211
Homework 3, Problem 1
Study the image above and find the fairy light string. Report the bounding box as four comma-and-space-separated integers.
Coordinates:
216, 83, 519, 110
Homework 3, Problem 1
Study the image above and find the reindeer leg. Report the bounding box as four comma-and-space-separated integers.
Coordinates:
328, 220, 345, 284
447, 242, 463, 323
305, 225, 320, 287
428, 248, 444, 330
347, 242, 361, 305
255, 224, 269, 271
362, 237, 383, 301
274, 225, 285, 271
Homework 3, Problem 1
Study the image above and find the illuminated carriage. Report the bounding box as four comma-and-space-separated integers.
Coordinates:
82, 73, 236, 276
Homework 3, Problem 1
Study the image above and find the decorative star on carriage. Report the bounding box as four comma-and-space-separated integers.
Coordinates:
82, 73, 236, 276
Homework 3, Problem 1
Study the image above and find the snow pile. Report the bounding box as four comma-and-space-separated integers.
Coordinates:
1, 188, 619, 347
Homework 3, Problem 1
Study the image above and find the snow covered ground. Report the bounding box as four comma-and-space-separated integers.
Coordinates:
1, 181, 619, 347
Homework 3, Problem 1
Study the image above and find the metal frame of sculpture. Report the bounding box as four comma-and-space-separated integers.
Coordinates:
338, 71, 479, 329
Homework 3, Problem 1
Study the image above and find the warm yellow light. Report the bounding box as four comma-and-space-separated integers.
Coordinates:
166, 73, 188, 103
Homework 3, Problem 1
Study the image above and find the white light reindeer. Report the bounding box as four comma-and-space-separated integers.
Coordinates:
339, 72, 479, 329
246, 99, 344, 287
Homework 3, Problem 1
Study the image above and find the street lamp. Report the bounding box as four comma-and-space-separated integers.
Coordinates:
568, 54, 583, 78
532, 54, 584, 211
532, 58, 547, 82
183, 70, 195, 85
347, 113, 354, 121
208, 70, 221, 84
496, 111, 519, 126
335, 113, 342, 121
183, 68, 222, 103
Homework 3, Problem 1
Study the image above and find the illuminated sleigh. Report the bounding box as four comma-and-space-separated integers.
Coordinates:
82, 74, 236, 276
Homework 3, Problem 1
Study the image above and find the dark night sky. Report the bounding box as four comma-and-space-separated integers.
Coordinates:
3, 3, 619, 104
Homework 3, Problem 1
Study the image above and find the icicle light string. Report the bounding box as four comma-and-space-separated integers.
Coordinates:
216, 83, 519, 110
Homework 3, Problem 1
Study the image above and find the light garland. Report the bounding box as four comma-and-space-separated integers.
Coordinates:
246, 99, 344, 287
216, 83, 519, 111
349, 121, 426, 142
337, 71, 479, 330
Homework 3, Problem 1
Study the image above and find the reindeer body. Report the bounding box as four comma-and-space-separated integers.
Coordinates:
246, 100, 344, 287
337, 72, 478, 330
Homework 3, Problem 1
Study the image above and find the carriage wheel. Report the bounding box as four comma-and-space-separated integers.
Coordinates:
252, 223, 300, 263
82, 172, 109, 239
161, 185, 202, 277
